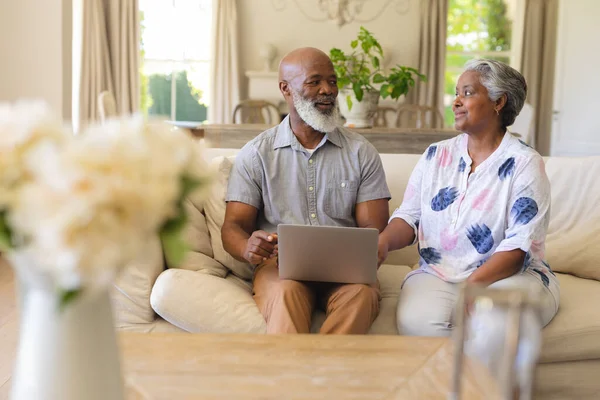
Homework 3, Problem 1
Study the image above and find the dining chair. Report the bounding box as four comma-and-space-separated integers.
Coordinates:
98, 91, 117, 123
373, 106, 398, 128
232, 100, 280, 124
394, 104, 444, 129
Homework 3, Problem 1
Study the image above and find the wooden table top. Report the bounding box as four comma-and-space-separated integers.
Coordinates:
179, 123, 459, 154
121, 333, 500, 400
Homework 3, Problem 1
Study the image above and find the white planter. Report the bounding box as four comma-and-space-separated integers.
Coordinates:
10, 258, 123, 400
338, 89, 380, 128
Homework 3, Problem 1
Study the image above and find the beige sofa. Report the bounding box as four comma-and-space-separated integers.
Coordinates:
111, 148, 600, 400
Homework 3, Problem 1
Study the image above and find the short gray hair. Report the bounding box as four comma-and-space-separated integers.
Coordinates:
464, 59, 527, 129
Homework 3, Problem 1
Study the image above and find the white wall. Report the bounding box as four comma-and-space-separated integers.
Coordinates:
237, 0, 421, 99
550, 0, 600, 156
0, 0, 72, 119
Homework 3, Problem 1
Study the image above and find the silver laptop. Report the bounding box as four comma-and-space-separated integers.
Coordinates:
277, 224, 378, 284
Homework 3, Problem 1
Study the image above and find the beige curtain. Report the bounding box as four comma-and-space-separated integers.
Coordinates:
406, 0, 448, 128
520, 0, 559, 155
208, 0, 240, 124
79, 0, 139, 126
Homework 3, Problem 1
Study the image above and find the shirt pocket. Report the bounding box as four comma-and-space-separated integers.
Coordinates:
324, 179, 359, 219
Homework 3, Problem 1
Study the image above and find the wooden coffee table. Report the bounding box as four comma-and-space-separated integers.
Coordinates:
0, 258, 499, 399
121, 333, 500, 399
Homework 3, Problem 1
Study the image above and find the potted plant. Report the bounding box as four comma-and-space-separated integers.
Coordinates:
330, 26, 426, 128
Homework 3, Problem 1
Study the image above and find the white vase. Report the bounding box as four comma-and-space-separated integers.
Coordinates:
10, 262, 124, 400
338, 88, 380, 128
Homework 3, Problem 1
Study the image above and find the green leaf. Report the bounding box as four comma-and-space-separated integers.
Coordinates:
391, 82, 407, 100
0, 210, 12, 252
380, 84, 392, 99
329, 48, 344, 58
59, 289, 81, 311
159, 174, 202, 267
160, 222, 189, 267
180, 175, 201, 199
372, 56, 380, 69
350, 40, 358, 49
352, 84, 364, 102
372, 73, 386, 84
160, 205, 189, 267
361, 41, 370, 55
346, 95, 353, 111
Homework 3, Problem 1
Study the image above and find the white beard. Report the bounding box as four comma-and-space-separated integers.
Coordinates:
291, 90, 341, 133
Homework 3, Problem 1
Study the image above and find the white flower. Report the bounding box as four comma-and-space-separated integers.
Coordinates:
2, 105, 211, 293
0, 100, 68, 198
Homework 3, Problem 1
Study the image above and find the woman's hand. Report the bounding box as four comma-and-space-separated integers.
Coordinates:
377, 234, 389, 268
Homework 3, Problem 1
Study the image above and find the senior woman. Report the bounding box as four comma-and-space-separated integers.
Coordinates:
378, 59, 559, 391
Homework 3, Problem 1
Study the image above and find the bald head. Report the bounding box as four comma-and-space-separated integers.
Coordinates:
278, 47, 333, 82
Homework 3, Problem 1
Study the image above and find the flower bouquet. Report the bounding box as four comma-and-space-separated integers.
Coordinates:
0, 101, 212, 400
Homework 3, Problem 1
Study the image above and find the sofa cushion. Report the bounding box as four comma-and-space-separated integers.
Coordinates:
151, 268, 267, 333
111, 236, 164, 325
204, 156, 254, 280
151, 263, 410, 335
540, 273, 600, 363
545, 156, 600, 281
167, 197, 228, 278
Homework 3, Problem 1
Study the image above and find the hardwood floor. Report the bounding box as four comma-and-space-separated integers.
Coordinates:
0, 258, 17, 400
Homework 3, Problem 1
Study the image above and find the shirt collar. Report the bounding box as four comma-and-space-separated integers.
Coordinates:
273, 115, 343, 150
460, 130, 513, 171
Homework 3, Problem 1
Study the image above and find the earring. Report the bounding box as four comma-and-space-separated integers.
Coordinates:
495, 109, 500, 115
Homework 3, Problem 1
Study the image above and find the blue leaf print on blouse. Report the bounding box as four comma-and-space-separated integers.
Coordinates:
419, 247, 442, 265
466, 224, 494, 254
426, 146, 437, 160
472, 257, 489, 269
521, 251, 532, 272
431, 187, 460, 211
511, 197, 539, 225
542, 260, 556, 276
533, 268, 550, 287
458, 157, 466, 172
498, 157, 515, 180
519, 139, 532, 148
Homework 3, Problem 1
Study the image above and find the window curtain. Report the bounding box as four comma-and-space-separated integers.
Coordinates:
406, 0, 448, 129
78, 0, 140, 127
520, 0, 559, 155
208, 0, 240, 124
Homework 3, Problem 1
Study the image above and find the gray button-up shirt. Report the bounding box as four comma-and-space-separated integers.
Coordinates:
226, 116, 391, 233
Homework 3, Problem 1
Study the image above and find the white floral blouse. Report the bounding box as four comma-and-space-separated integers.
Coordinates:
390, 132, 559, 297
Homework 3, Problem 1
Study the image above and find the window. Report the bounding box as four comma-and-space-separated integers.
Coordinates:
139, 0, 212, 122
444, 0, 522, 127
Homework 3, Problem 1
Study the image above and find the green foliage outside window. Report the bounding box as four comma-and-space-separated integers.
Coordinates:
139, 11, 153, 114
445, 0, 512, 127
148, 71, 207, 122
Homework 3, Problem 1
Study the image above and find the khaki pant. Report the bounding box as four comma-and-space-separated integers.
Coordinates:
253, 258, 380, 334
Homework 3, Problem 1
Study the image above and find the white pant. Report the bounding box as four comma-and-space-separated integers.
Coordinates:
397, 271, 559, 396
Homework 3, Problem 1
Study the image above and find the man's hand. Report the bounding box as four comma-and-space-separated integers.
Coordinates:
377, 234, 389, 268
244, 231, 278, 265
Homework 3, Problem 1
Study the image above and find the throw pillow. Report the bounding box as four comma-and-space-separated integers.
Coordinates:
204, 156, 254, 280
